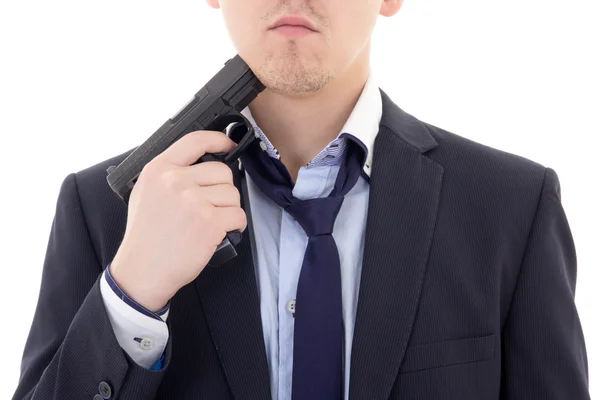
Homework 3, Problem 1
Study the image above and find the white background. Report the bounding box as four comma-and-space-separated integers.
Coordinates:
1, 0, 598, 397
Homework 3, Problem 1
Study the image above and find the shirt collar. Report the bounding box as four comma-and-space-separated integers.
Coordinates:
240, 71, 382, 178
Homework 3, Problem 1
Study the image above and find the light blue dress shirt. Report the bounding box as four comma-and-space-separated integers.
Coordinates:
240, 73, 382, 400
100, 73, 383, 400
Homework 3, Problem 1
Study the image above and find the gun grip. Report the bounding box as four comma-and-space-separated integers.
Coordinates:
197, 152, 244, 266
196, 116, 255, 266
207, 230, 243, 266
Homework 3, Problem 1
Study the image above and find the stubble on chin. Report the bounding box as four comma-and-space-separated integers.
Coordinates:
253, 43, 333, 96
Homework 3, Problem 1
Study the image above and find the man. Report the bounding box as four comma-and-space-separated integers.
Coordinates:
13, 0, 590, 399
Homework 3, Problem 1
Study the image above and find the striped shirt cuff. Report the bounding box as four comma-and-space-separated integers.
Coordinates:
104, 263, 170, 321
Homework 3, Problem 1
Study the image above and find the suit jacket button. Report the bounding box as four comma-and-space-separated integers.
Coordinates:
98, 381, 112, 399
94, 395, 103, 400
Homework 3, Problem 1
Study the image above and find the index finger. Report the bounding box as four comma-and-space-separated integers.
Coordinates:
159, 130, 237, 167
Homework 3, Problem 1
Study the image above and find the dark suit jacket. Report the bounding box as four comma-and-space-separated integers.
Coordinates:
13, 90, 590, 399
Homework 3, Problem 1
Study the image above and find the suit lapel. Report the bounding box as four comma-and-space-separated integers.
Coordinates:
349, 90, 444, 400
194, 165, 272, 400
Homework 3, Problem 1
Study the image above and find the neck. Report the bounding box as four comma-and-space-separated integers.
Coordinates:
248, 52, 371, 182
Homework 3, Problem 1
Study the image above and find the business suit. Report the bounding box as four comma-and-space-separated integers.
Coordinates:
13, 89, 590, 399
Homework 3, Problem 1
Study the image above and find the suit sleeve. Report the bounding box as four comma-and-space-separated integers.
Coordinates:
12, 173, 171, 400
500, 167, 590, 399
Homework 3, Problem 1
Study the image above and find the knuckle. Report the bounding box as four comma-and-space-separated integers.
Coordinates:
184, 130, 203, 142
190, 129, 209, 138
161, 169, 183, 191
189, 130, 212, 147
215, 163, 233, 183
237, 207, 247, 228
139, 159, 162, 180
197, 203, 215, 221
182, 189, 203, 208
227, 185, 241, 204
180, 189, 197, 207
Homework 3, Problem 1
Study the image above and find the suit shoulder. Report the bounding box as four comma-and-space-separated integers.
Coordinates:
416, 119, 559, 218
66, 147, 135, 261
422, 120, 549, 183
74, 147, 136, 189
71, 146, 137, 211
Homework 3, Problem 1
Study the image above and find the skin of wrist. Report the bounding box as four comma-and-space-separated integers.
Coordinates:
109, 261, 171, 312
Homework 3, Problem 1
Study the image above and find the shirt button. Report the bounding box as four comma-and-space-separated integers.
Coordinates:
287, 300, 296, 315
259, 141, 267, 151
98, 381, 112, 399
139, 338, 155, 351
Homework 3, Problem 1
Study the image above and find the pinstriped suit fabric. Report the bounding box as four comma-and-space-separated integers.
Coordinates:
12, 91, 589, 399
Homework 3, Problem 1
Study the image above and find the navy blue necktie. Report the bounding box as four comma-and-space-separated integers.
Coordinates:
239, 133, 363, 400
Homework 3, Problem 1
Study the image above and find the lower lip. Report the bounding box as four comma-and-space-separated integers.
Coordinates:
271, 25, 315, 38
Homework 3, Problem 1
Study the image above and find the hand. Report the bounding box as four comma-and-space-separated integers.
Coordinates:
110, 130, 247, 311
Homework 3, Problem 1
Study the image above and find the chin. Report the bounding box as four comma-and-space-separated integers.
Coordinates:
249, 48, 333, 95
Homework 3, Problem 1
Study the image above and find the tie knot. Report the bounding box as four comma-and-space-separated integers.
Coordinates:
285, 197, 344, 237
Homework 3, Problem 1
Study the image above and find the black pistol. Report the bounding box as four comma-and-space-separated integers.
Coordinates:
106, 55, 265, 266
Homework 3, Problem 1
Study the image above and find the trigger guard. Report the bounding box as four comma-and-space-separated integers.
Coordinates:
207, 113, 255, 166
223, 117, 255, 165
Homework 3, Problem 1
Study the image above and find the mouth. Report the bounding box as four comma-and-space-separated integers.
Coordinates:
268, 15, 318, 37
